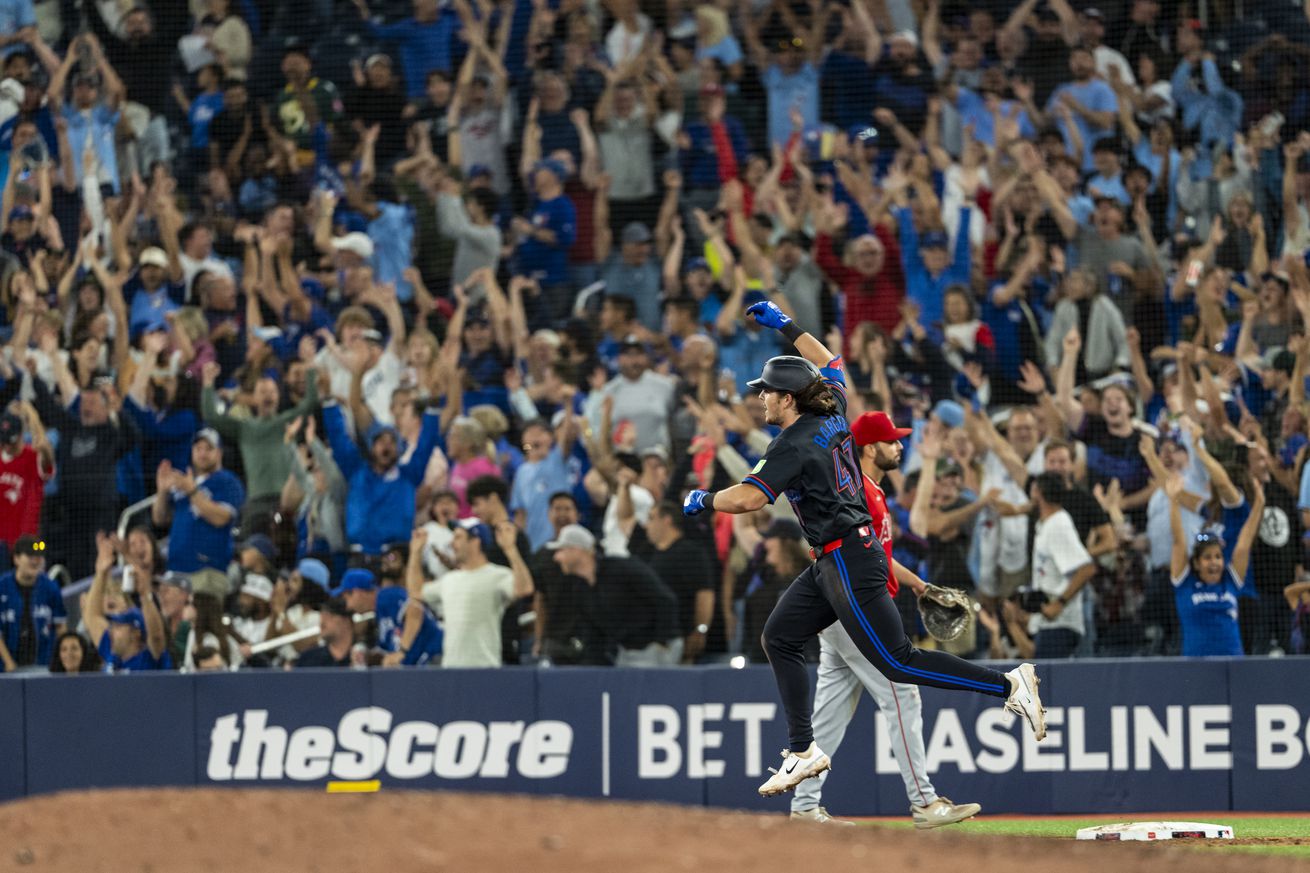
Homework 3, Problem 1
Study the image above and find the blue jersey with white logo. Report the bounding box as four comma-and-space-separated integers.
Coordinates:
166, 469, 245, 573
0, 572, 66, 669
375, 587, 442, 665
1173, 567, 1244, 657
97, 630, 171, 672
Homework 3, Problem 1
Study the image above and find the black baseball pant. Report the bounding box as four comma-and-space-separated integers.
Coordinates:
762, 528, 1010, 752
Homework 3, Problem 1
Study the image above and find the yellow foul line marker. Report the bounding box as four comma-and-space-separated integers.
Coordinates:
326, 780, 381, 794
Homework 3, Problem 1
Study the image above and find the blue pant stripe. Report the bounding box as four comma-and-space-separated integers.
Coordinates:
832, 549, 1004, 694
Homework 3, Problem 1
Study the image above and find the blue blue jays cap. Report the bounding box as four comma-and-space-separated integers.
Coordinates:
456, 518, 494, 548
331, 568, 377, 597
533, 158, 569, 181
132, 318, 169, 340
920, 230, 949, 248
684, 256, 710, 274
296, 558, 330, 591
239, 533, 276, 561
365, 423, 399, 444
108, 608, 146, 634
933, 399, 965, 429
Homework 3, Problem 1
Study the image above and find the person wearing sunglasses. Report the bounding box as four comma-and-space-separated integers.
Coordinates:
1166, 472, 1265, 657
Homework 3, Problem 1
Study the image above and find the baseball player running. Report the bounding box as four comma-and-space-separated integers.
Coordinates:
791, 410, 979, 828
683, 302, 1045, 800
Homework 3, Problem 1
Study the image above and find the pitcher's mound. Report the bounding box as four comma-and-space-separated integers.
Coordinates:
0, 789, 1300, 873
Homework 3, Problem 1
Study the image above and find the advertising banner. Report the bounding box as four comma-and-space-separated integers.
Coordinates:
3, 659, 1309, 813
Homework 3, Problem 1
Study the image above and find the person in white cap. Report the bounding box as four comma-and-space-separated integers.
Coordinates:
329, 231, 374, 265
152, 428, 245, 599
544, 523, 679, 665
232, 572, 275, 656
126, 246, 183, 336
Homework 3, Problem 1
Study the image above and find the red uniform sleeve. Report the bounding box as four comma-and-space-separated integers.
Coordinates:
863, 475, 900, 596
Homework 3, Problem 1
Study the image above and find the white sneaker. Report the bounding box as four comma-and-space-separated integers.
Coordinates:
790, 807, 854, 826
911, 797, 982, 829
758, 742, 831, 797
1004, 663, 1047, 741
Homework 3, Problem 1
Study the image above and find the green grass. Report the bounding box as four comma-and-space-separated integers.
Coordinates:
865, 816, 1310, 858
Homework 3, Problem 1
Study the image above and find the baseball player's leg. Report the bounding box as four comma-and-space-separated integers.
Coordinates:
827, 621, 984, 826
820, 544, 1010, 698
761, 565, 840, 752
791, 631, 862, 814
864, 665, 984, 828
825, 624, 936, 808
757, 567, 841, 797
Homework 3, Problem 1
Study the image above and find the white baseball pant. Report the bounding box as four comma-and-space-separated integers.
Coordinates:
791, 620, 937, 812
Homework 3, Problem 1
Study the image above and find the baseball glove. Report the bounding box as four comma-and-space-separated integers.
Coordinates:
917, 584, 977, 642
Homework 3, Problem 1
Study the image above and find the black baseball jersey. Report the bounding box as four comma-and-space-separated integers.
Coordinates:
741, 357, 872, 548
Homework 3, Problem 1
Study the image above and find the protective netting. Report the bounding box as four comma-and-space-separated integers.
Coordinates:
0, 0, 1306, 673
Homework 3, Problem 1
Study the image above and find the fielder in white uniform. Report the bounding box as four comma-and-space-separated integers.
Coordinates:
790, 412, 982, 829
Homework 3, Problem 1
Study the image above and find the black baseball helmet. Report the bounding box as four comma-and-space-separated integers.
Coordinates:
748, 356, 821, 393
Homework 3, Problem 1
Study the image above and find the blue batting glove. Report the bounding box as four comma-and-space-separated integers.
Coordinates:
746, 300, 791, 331
683, 489, 711, 516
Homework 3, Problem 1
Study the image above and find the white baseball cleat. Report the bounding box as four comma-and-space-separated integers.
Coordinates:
758, 742, 831, 797
911, 797, 982, 829
1004, 662, 1047, 741
790, 807, 855, 826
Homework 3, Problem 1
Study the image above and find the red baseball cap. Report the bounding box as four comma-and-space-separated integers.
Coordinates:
850, 411, 913, 447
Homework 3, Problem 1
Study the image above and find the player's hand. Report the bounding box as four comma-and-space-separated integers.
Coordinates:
1040, 599, 1064, 619
682, 489, 711, 516
746, 300, 792, 331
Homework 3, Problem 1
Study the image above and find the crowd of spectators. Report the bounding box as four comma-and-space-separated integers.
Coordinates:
1, 0, 1309, 674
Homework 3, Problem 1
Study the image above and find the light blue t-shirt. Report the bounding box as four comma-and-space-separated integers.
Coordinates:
62, 102, 121, 193
720, 326, 783, 392
762, 63, 819, 149
510, 447, 573, 551
1086, 172, 1130, 205
695, 36, 743, 67
1298, 460, 1310, 513
1046, 80, 1117, 172
0, 0, 35, 58
129, 287, 180, 335
368, 202, 415, 302
955, 89, 1034, 148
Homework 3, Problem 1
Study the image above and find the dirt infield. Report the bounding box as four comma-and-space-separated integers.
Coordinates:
1, 789, 1306, 873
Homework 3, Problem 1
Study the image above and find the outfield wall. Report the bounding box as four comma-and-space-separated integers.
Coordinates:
3, 659, 1309, 813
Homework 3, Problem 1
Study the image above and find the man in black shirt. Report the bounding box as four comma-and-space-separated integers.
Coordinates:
684, 301, 1046, 799
1042, 440, 1115, 554
409, 70, 454, 163
295, 598, 355, 668
32, 376, 139, 579
208, 79, 259, 178
629, 501, 715, 663
546, 524, 679, 666
529, 492, 580, 653
1245, 446, 1305, 654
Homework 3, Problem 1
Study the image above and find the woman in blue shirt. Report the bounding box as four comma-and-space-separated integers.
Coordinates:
1167, 473, 1264, 657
